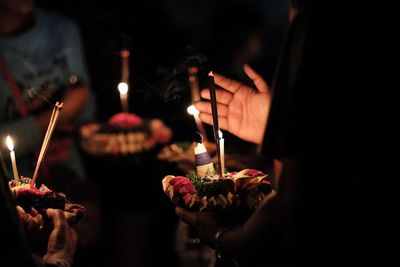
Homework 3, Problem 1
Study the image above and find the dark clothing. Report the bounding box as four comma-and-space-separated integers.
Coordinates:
0, 161, 38, 267
259, 1, 399, 265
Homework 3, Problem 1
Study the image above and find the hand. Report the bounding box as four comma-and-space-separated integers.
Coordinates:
43, 209, 77, 267
175, 207, 221, 248
64, 203, 86, 225
16, 206, 44, 232
195, 64, 270, 144
175, 207, 243, 249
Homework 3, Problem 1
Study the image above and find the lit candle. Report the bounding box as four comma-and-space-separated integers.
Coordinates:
118, 82, 129, 113
119, 49, 130, 113
187, 105, 207, 141
5, 136, 19, 183
218, 130, 225, 175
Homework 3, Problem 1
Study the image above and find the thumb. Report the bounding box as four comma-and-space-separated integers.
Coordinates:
175, 207, 198, 226
243, 64, 269, 93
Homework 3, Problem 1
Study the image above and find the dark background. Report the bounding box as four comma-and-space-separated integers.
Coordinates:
38, 0, 288, 133
35, 1, 289, 266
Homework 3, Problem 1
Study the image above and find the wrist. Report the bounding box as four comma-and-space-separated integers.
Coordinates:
214, 227, 240, 266
214, 227, 230, 256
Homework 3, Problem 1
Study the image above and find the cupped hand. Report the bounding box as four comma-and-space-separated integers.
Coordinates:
16, 206, 44, 232
64, 203, 86, 225
195, 64, 270, 144
175, 207, 221, 248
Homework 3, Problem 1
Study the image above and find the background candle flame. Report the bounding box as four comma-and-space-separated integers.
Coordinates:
118, 82, 129, 95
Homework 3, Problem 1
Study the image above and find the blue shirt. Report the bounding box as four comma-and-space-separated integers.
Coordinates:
0, 8, 95, 182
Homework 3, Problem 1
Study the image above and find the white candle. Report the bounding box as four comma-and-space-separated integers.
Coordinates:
218, 130, 225, 175
187, 105, 207, 141
119, 49, 130, 113
118, 82, 129, 113
5, 135, 19, 183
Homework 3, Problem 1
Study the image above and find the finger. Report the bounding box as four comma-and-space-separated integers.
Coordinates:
213, 73, 244, 93
243, 64, 269, 93
175, 207, 198, 225
199, 89, 233, 105
199, 113, 229, 131
200, 89, 210, 100
16, 205, 26, 214
195, 102, 228, 117
30, 207, 39, 217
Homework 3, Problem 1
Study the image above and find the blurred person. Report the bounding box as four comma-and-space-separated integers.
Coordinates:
0, 2, 101, 266
0, 0, 95, 192
176, 0, 399, 266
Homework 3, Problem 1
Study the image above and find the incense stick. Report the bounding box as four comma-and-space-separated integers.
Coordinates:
31, 102, 63, 188
208, 71, 223, 178
188, 67, 208, 141
188, 67, 201, 103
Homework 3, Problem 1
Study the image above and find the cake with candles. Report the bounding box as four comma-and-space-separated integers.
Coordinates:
162, 71, 272, 212
9, 177, 84, 224
162, 140, 273, 212
80, 48, 172, 155
79, 112, 172, 155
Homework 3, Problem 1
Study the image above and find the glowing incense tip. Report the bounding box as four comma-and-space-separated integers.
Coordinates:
121, 50, 130, 58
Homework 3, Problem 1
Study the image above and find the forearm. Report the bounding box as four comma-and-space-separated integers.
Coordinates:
58, 85, 89, 124
220, 192, 282, 263
33, 254, 71, 267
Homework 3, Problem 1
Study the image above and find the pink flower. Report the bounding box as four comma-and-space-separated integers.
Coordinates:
108, 112, 143, 129
169, 176, 196, 206
245, 169, 266, 177
183, 194, 192, 206
17, 188, 47, 197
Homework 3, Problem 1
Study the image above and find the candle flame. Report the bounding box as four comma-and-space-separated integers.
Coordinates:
208, 71, 214, 77
118, 82, 129, 95
189, 66, 198, 74
218, 130, 223, 139
5, 135, 14, 151
121, 49, 130, 58
187, 105, 200, 116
